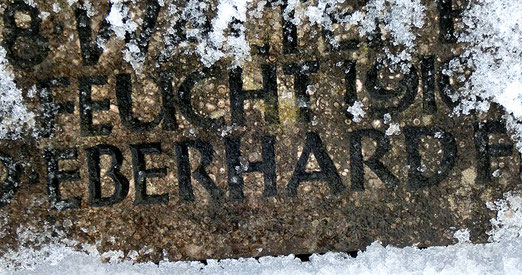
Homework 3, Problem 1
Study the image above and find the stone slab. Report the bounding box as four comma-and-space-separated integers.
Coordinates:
0, 0, 520, 262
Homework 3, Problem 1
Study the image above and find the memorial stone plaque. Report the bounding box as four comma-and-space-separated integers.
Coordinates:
0, 0, 520, 263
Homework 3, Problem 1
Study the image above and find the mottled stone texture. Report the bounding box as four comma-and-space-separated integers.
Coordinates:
0, 0, 520, 262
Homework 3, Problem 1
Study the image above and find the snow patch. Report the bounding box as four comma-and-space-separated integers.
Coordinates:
454, 228, 471, 243
0, 47, 36, 140
452, 0, 522, 151
347, 101, 365, 123
487, 191, 522, 242
199, 0, 252, 67
385, 122, 400, 136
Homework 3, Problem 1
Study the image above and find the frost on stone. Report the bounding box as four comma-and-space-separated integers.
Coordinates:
0, 221, 92, 271
351, 0, 425, 45
300, 0, 426, 72
359, 0, 425, 72
346, 101, 365, 123
385, 122, 400, 136
453, 228, 471, 244
66, 0, 79, 6
22, 0, 36, 7
157, 0, 426, 70
160, 0, 207, 62
107, 0, 137, 39
448, 0, 522, 151
160, 0, 253, 68
503, 115, 522, 152
383, 113, 400, 135
383, 113, 391, 124
101, 250, 125, 264
105, 0, 147, 72
0, 47, 36, 140
0, 192, 521, 274
2, 201, 522, 274
97, 0, 151, 73
202, 0, 252, 67
52, 3, 61, 13
80, 0, 96, 17
487, 191, 522, 243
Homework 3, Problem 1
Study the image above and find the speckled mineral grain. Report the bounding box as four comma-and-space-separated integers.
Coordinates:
0, 0, 520, 263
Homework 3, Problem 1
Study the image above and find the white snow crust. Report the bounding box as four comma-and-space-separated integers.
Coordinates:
0, 47, 36, 140
452, 0, 522, 150
346, 101, 366, 123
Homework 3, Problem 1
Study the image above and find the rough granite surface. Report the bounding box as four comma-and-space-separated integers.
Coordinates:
0, 0, 520, 262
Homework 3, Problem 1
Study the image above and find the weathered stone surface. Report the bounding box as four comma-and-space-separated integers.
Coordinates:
0, 0, 520, 262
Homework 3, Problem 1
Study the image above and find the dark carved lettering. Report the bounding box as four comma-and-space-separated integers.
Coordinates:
366, 62, 418, 117
367, 19, 384, 48
344, 61, 358, 120
79, 76, 111, 136
178, 67, 226, 131
350, 129, 399, 191
74, 5, 112, 66
320, 3, 360, 52
0, 152, 21, 208
175, 140, 224, 202
267, 0, 297, 54
161, 4, 211, 54
404, 127, 457, 189
158, 71, 179, 131
75, 0, 160, 66
2, 0, 49, 68
474, 121, 513, 185
224, 137, 243, 201
115, 73, 178, 132
37, 78, 73, 138
438, 58, 460, 108
286, 132, 344, 197
421, 56, 437, 114
322, 26, 359, 52
224, 136, 277, 201
123, 0, 161, 58
437, 0, 461, 43
229, 65, 279, 125
130, 143, 168, 205
86, 145, 129, 207
44, 148, 81, 210
283, 61, 320, 123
